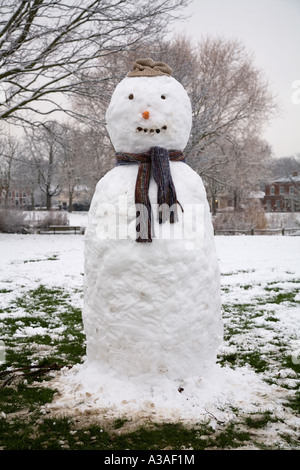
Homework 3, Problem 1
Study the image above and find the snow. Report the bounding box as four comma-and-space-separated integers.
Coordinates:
0, 233, 299, 435
83, 162, 222, 380
1, 66, 299, 442
105, 76, 192, 153
82, 73, 223, 393
59, 237, 300, 426
0, 233, 84, 292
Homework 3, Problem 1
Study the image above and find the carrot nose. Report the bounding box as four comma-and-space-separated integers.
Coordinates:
142, 110, 150, 119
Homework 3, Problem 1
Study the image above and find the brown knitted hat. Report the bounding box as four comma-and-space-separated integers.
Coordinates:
127, 58, 173, 77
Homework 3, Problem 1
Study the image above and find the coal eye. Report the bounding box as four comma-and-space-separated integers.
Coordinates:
161, 95, 166, 99
128, 94, 134, 100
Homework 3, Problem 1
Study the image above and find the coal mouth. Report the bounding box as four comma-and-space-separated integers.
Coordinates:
136, 125, 167, 134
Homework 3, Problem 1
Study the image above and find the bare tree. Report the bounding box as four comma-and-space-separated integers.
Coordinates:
184, 37, 277, 168
58, 124, 100, 211
0, 0, 190, 127
158, 36, 277, 212
0, 135, 22, 207
223, 137, 272, 209
197, 136, 272, 214
65, 34, 278, 218
270, 154, 300, 178
26, 121, 63, 209
59, 125, 84, 212
16, 150, 39, 209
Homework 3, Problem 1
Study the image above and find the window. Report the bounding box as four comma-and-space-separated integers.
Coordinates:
289, 186, 294, 195
275, 200, 281, 210
280, 186, 285, 194
270, 186, 275, 195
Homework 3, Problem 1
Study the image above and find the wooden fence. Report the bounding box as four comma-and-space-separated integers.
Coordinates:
214, 227, 300, 236
35, 225, 299, 237
37, 225, 84, 234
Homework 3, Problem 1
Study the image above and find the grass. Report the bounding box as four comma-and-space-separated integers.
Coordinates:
0, 412, 253, 450
0, 277, 299, 450
244, 411, 282, 429
1, 285, 85, 370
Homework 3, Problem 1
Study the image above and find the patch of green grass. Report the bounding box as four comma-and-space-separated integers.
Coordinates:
218, 350, 269, 373
113, 418, 129, 429
265, 316, 279, 322
218, 352, 239, 367
0, 419, 253, 450
262, 290, 299, 304
244, 411, 281, 429
0, 381, 56, 414
221, 269, 256, 277
212, 422, 251, 449
221, 287, 230, 293
110, 423, 204, 450
0, 415, 75, 450
3, 344, 37, 369
281, 355, 300, 376
284, 391, 300, 414
12, 285, 70, 316
46, 254, 59, 261
244, 351, 268, 373
23, 255, 58, 264
0, 284, 85, 371
56, 339, 85, 365
1, 278, 300, 450
221, 303, 260, 340
264, 286, 282, 292
23, 259, 43, 264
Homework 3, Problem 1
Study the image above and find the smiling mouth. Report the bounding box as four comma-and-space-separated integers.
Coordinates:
136, 125, 167, 134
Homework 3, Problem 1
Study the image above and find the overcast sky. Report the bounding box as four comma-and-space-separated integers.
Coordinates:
172, 0, 300, 158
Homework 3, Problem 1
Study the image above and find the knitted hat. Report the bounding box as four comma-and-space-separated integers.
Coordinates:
127, 58, 173, 77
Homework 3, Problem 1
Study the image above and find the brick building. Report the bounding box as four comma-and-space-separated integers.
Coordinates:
0, 188, 31, 209
263, 172, 300, 212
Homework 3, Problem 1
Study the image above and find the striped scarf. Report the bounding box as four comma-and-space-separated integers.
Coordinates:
116, 147, 185, 243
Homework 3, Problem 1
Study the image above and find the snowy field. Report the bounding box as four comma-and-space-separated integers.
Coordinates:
0, 232, 299, 449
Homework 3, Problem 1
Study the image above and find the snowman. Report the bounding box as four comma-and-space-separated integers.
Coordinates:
82, 59, 222, 387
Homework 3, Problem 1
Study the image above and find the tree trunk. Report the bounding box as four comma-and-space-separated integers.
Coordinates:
4, 191, 9, 209
68, 192, 73, 212
212, 197, 218, 216
30, 189, 35, 210
233, 190, 240, 212
46, 193, 52, 211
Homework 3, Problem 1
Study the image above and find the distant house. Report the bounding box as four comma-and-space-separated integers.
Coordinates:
0, 188, 31, 209
211, 185, 265, 213
263, 172, 300, 212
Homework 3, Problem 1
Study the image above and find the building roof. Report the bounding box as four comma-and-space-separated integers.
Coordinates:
249, 190, 265, 199
272, 172, 300, 184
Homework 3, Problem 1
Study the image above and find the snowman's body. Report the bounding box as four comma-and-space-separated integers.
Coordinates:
83, 70, 222, 383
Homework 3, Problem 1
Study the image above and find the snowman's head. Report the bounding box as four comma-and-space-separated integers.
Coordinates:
105, 59, 192, 153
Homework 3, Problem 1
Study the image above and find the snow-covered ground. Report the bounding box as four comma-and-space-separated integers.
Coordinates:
0, 233, 299, 447
24, 210, 89, 230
